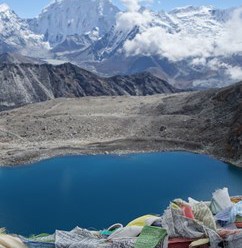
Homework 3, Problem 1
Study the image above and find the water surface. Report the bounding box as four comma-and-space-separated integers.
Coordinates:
0, 152, 242, 236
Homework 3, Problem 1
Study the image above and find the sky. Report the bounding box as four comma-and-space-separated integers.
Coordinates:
1, 0, 242, 18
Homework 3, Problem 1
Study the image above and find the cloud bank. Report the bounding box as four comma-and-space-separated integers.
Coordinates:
123, 7, 242, 60
116, 1, 242, 82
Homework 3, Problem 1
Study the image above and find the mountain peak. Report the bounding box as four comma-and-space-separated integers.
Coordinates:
43, 0, 112, 12
31, 0, 119, 45
0, 3, 10, 13
170, 5, 214, 14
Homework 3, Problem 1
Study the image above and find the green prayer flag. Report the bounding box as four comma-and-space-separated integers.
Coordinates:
134, 226, 167, 248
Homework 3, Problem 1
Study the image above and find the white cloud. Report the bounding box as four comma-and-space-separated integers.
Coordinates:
226, 66, 242, 80
118, 6, 242, 59
192, 57, 207, 66
207, 59, 226, 70
207, 58, 242, 81
121, 0, 140, 12
116, 9, 153, 30
215, 8, 242, 56
120, 0, 153, 12
124, 26, 215, 61
117, 5, 242, 81
116, 0, 154, 30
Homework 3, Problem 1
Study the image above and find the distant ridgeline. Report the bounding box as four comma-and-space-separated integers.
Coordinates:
0, 55, 179, 111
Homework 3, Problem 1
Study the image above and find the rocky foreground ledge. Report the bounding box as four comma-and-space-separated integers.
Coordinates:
0, 81, 241, 167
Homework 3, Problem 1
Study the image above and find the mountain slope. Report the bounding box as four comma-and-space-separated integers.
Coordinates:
0, 53, 43, 64
0, 3, 49, 56
28, 0, 119, 45
0, 63, 178, 111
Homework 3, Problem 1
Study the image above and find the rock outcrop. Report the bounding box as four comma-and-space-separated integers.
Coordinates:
0, 62, 178, 111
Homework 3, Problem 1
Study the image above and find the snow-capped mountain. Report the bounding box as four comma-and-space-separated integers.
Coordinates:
28, 0, 119, 45
49, 6, 227, 85
169, 6, 224, 36
0, 3, 49, 56
56, 5, 241, 88
0, 1, 241, 89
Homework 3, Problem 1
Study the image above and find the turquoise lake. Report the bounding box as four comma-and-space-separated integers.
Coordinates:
0, 152, 242, 236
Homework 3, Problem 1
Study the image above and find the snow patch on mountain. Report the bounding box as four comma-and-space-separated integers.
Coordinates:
0, 3, 49, 56
29, 0, 119, 45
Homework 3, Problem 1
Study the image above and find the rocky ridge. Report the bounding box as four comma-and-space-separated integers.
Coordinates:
0, 62, 178, 111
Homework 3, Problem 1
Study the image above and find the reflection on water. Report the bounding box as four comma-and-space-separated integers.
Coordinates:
0, 152, 241, 236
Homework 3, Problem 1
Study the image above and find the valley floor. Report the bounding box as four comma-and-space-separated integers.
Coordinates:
0, 86, 241, 167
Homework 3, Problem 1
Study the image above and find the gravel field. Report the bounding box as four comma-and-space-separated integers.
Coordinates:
0, 82, 241, 167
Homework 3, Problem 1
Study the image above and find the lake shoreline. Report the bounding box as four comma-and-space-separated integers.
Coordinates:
1, 139, 239, 168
